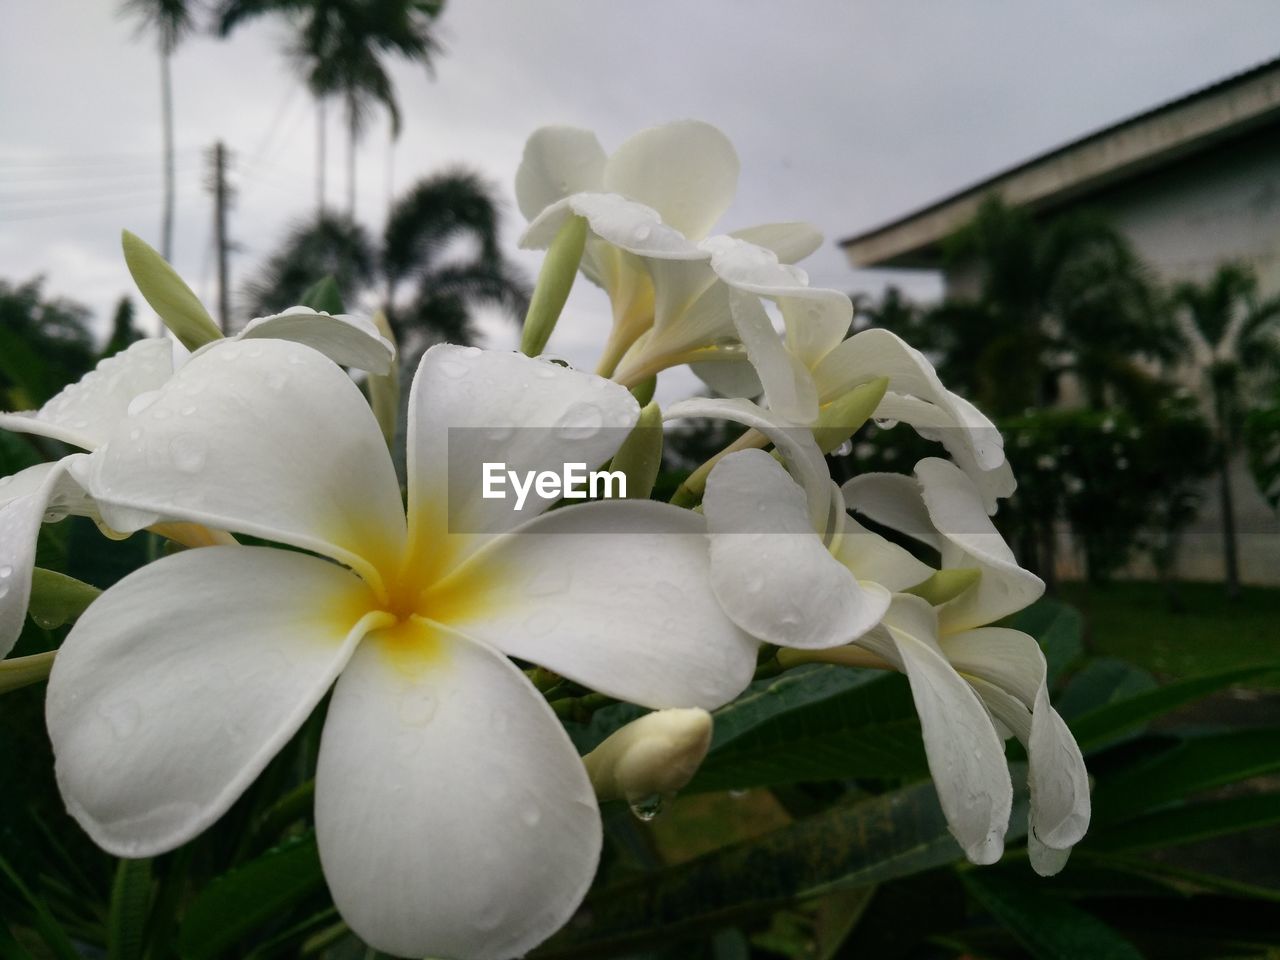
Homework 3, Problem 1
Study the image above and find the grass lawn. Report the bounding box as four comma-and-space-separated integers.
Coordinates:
1058, 579, 1280, 684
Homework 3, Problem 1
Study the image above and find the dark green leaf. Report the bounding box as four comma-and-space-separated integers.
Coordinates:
107, 858, 151, 960
689, 665, 925, 792
177, 833, 324, 960
962, 871, 1143, 960
533, 778, 1021, 959
1055, 657, 1156, 722
0, 853, 81, 960
298, 277, 344, 315
1088, 791, 1280, 853
1093, 728, 1280, 823
1069, 665, 1266, 751
1004, 598, 1083, 686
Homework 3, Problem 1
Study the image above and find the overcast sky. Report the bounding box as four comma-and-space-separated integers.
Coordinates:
3, 1, 1279, 402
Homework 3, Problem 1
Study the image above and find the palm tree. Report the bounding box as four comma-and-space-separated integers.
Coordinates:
933, 196, 1167, 417
0, 278, 97, 410
122, 0, 197, 261
244, 168, 528, 352
217, 0, 444, 216
1170, 263, 1280, 598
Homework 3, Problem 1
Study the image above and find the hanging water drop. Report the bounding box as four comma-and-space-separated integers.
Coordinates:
628, 793, 664, 822
833, 439, 854, 457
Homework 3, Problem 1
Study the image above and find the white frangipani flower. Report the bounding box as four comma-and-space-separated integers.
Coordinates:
665, 397, 929, 650
0, 310, 394, 658
48, 341, 756, 959
516, 121, 822, 376
842, 457, 1090, 874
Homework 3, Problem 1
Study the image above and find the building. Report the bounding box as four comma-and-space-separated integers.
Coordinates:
840, 57, 1280, 584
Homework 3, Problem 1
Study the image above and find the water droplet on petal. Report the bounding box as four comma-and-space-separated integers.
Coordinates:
521, 805, 542, 827
126, 392, 159, 417
398, 688, 437, 727
170, 435, 208, 474
99, 699, 142, 740
555, 402, 604, 440
436, 358, 467, 379
524, 566, 571, 598
0, 565, 12, 579
833, 439, 854, 457
523, 609, 559, 636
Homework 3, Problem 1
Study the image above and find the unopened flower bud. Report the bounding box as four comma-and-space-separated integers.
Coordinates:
582, 708, 712, 804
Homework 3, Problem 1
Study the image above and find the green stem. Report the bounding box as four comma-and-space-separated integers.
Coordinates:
521, 216, 587, 357
0, 650, 56, 694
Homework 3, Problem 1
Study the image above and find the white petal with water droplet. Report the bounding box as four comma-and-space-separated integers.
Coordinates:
0, 339, 174, 451
47, 545, 378, 856
703, 450, 888, 649
315, 623, 600, 960
440, 499, 757, 710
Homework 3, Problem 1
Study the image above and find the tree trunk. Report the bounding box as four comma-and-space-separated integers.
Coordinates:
160, 47, 175, 262
1214, 383, 1242, 599
346, 93, 357, 219
316, 97, 326, 216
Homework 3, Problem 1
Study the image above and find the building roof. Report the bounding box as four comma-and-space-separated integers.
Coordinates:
841, 56, 1280, 269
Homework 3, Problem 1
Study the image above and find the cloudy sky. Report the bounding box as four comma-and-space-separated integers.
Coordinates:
4, 1, 1279, 401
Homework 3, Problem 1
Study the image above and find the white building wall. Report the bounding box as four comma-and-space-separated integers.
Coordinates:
1058, 127, 1280, 584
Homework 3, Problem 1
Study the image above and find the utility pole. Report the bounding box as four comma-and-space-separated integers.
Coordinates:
208, 141, 233, 334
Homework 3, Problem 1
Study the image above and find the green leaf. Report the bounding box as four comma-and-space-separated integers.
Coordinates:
1069, 666, 1268, 752
0, 852, 81, 960
688, 665, 925, 792
1056, 657, 1156, 723
962, 871, 1143, 960
1003, 598, 1083, 687
1092, 727, 1280, 823
107, 858, 152, 960
534, 778, 1015, 959
121, 230, 222, 350
27, 568, 101, 630
177, 833, 324, 960
1088, 791, 1280, 853
298, 276, 344, 315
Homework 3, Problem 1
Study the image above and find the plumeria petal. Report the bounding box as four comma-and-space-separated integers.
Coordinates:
703, 450, 889, 649
47, 546, 379, 857
0, 339, 173, 450
914, 458, 1044, 631
727, 222, 823, 264
83, 339, 405, 583
0, 460, 94, 656
832, 514, 935, 592
690, 357, 762, 400
232, 307, 394, 374
703, 235, 851, 372
857, 595, 1013, 864
726, 290, 819, 423
406, 345, 639, 551
435, 499, 757, 710
874, 392, 1016, 512
602, 119, 738, 240
515, 126, 607, 220
665, 397, 831, 533
813, 329, 1012, 511
845, 459, 1043, 632
942, 629, 1091, 861
315, 622, 600, 960
521, 193, 706, 261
